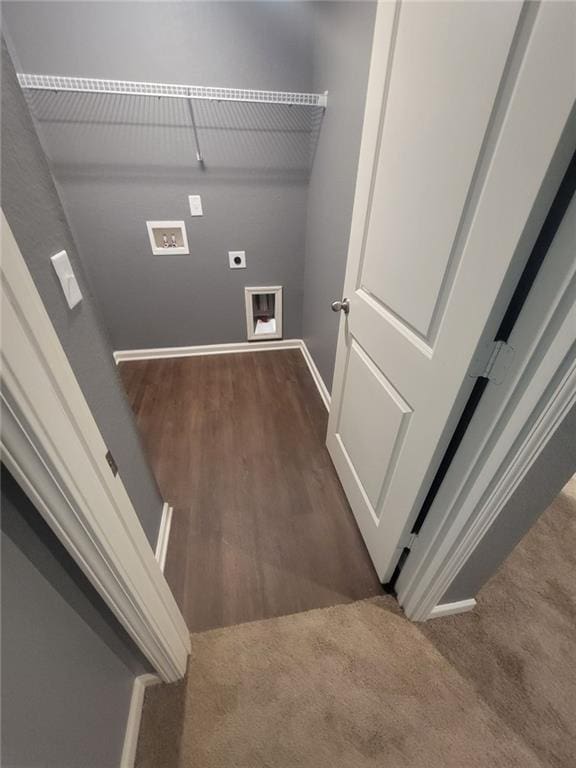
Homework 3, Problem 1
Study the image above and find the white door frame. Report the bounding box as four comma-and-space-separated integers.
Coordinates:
1, 213, 190, 682
397, 188, 576, 621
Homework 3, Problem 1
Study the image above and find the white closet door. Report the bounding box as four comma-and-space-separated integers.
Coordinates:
327, 1, 575, 581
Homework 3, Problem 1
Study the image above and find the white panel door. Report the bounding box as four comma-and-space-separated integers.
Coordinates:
327, 1, 576, 581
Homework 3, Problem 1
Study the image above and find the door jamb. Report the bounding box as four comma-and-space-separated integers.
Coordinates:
397, 207, 576, 621
1, 213, 190, 681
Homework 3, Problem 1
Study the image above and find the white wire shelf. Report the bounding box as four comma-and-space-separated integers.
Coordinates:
17, 73, 328, 108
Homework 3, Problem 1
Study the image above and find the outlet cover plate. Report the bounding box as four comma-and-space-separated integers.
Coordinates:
189, 195, 203, 217
51, 250, 82, 308
229, 251, 246, 269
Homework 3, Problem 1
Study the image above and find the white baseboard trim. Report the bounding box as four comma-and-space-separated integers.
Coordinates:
114, 339, 331, 412
428, 599, 477, 619
154, 503, 173, 572
114, 339, 302, 364
300, 341, 331, 411
120, 674, 161, 768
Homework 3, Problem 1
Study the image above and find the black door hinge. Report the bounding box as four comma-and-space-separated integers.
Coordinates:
105, 450, 118, 477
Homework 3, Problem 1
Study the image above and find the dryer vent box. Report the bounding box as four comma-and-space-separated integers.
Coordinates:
146, 221, 189, 255
245, 286, 283, 341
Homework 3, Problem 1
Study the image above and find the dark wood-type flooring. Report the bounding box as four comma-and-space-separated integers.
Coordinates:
120, 349, 382, 632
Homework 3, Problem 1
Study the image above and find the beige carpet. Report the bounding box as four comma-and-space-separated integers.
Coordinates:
136, 477, 576, 768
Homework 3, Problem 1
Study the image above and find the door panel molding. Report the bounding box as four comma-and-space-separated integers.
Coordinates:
1, 214, 190, 682
360, 1, 525, 339
337, 340, 412, 513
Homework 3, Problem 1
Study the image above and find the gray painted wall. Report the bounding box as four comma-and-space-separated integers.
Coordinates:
3, 1, 316, 350
3, 0, 376, 378
302, 2, 376, 390
1, 38, 163, 545
1, 468, 139, 768
443, 404, 576, 602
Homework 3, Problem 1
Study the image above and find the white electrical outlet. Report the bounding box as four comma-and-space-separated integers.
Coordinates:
189, 195, 203, 216
229, 251, 246, 269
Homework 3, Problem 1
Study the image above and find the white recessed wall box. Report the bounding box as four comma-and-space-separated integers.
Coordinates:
146, 221, 189, 255
245, 286, 282, 341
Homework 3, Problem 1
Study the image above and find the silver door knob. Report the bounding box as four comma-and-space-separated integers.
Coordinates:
331, 298, 350, 314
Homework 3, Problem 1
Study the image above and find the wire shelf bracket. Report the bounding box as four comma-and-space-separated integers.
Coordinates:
17, 73, 329, 108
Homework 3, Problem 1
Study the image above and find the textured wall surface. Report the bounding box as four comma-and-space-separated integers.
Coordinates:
1, 39, 163, 545
3, 1, 317, 349
302, 2, 376, 390
1, 469, 142, 768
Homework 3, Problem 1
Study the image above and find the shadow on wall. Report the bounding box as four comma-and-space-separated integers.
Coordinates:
23, 89, 325, 182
